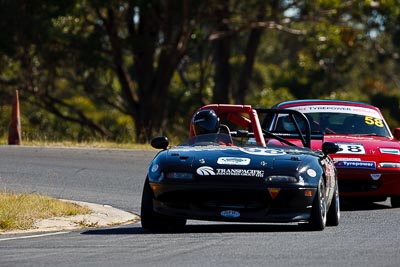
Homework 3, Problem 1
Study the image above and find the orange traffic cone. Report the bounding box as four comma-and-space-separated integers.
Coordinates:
8, 90, 22, 145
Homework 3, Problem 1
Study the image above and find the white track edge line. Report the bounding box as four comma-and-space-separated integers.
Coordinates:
0, 231, 71, 242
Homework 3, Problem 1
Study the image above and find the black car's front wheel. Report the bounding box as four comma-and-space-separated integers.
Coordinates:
327, 183, 340, 226
308, 179, 327, 231
140, 178, 187, 232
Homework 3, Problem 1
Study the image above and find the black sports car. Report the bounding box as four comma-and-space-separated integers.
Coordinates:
141, 104, 340, 231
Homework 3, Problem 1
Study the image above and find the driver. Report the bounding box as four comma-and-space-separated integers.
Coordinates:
192, 109, 220, 135
192, 109, 233, 145
282, 115, 304, 132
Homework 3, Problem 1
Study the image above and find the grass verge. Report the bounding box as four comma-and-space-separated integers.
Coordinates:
0, 135, 154, 150
4, 140, 153, 150
0, 190, 91, 232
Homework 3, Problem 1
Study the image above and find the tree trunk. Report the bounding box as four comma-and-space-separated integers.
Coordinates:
236, 1, 268, 104
212, 2, 231, 104
236, 28, 263, 104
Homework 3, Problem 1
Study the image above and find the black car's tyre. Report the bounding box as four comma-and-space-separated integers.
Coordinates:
327, 183, 340, 226
390, 196, 400, 208
140, 178, 186, 232
308, 179, 327, 231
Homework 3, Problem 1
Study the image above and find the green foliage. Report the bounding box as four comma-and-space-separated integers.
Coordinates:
1, 0, 400, 142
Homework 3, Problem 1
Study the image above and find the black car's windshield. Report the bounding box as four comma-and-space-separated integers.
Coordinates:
180, 133, 258, 147
274, 112, 391, 136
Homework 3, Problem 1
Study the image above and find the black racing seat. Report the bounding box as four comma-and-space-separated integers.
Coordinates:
218, 124, 234, 144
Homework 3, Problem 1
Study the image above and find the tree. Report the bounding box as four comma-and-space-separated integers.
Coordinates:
1, 0, 216, 142
1, 0, 400, 143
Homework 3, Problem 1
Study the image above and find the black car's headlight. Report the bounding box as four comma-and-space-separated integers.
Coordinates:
378, 162, 400, 168
265, 175, 297, 183
148, 171, 165, 182
166, 172, 194, 179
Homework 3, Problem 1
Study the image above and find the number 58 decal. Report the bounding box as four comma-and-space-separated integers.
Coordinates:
365, 116, 384, 127
336, 143, 365, 154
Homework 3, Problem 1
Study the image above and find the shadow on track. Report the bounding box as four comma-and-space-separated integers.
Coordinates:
81, 222, 314, 235
340, 199, 391, 211
81, 200, 391, 236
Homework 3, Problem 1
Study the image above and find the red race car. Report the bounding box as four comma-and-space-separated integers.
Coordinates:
261, 99, 400, 208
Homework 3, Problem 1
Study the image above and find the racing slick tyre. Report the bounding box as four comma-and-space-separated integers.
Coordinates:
308, 179, 327, 231
140, 178, 187, 232
327, 183, 340, 226
390, 196, 400, 208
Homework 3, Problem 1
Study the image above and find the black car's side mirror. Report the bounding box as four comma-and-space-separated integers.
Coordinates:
150, 136, 169, 150
322, 142, 339, 155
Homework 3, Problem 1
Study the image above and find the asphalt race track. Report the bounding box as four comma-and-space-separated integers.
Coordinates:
0, 146, 399, 267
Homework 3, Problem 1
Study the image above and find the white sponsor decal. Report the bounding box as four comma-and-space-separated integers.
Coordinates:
379, 148, 400, 155
215, 169, 264, 177
371, 173, 381, 180
196, 166, 215, 175
333, 157, 361, 162
220, 210, 240, 218
196, 166, 264, 177
240, 147, 286, 156
217, 157, 251, 165
151, 164, 159, 172
307, 169, 317, 177
336, 143, 366, 154
287, 105, 382, 118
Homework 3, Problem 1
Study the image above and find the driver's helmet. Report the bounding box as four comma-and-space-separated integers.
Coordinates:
193, 109, 219, 135
282, 115, 304, 132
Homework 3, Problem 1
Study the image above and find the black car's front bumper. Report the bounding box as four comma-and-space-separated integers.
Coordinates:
150, 182, 317, 223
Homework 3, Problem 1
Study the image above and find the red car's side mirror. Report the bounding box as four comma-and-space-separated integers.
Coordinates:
394, 128, 400, 140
